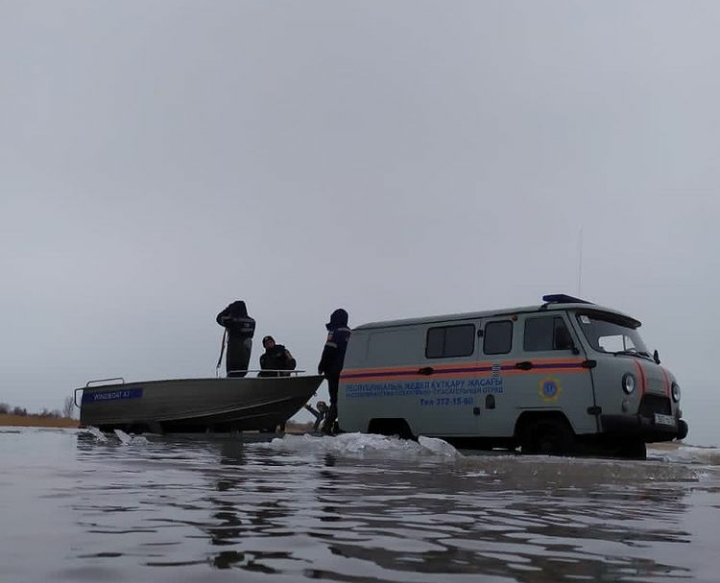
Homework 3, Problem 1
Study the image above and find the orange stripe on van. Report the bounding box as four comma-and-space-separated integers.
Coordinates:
632, 360, 647, 396
341, 358, 588, 382
500, 367, 588, 376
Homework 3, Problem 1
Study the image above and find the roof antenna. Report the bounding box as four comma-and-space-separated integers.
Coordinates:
577, 227, 584, 297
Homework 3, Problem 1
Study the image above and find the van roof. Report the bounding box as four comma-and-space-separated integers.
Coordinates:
353, 295, 641, 330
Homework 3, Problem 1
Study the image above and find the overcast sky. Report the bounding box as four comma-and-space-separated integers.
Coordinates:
2, 1, 718, 445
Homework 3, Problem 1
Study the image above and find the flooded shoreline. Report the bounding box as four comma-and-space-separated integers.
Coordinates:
1, 427, 718, 582
0, 413, 79, 428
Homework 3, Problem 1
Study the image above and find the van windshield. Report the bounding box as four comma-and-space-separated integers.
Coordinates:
575, 312, 650, 357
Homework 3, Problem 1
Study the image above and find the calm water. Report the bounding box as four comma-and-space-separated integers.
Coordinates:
1, 428, 718, 583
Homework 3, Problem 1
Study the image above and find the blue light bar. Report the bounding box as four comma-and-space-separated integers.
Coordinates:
542, 294, 593, 305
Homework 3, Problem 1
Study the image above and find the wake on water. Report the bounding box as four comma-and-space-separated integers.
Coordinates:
76, 425, 718, 485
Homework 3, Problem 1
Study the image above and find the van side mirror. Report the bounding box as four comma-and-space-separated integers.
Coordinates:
653, 349, 661, 364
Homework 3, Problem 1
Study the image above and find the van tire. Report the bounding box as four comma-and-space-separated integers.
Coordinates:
521, 418, 575, 456
367, 418, 415, 440
614, 439, 647, 460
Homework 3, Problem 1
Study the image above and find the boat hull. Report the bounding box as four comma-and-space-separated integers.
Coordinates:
79, 375, 324, 434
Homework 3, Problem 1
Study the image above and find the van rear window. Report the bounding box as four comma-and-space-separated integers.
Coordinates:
425, 324, 475, 358
483, 321, 513, 355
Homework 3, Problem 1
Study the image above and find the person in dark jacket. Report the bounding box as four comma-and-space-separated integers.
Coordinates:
216, 300, 256, 377
258, 336, 296, 377
318, 308, 351, 434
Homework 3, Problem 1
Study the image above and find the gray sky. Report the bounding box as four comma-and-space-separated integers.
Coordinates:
2, 1, 719, 445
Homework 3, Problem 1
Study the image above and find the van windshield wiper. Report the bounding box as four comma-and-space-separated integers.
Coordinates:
613, 349, 652, 360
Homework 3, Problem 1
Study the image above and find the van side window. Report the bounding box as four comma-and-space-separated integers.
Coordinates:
425, 324, 475, 358
524, 316, 574, 351
483, 321, 513, 355
367, 329, 422, 366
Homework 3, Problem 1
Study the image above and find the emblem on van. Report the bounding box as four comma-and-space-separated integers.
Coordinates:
538, 377, 562, 402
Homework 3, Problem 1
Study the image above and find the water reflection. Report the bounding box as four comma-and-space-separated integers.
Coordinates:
66, 432, 713, 582
200, 439, 298, 571
302, 456, 695, 582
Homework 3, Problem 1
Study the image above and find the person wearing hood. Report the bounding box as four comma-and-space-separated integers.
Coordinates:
216, 300, 256, 377
258, 335, 296, 377
317, 308, 351, 434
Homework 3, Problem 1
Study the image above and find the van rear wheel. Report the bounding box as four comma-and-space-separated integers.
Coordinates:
367, 418, 415, 440
522, 419, 575, 456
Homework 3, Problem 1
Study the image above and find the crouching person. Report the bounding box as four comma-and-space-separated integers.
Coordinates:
258, 336, 296, 377
258, 335, 297, 433
304, 401, 329, 432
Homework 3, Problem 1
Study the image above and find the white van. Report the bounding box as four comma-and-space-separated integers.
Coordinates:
338, 294, 688, 458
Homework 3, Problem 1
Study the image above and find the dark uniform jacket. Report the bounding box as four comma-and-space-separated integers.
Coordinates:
216, 301, 256, 375
318, 308, 351, 379
259, 344, 296, 377
216, 301, 256, 338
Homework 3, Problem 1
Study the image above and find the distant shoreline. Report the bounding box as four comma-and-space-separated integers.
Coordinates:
0, 415, 310, 432
0, 414, 79, 428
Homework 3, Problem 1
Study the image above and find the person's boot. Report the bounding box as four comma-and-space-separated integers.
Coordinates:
322, 405, 338, 434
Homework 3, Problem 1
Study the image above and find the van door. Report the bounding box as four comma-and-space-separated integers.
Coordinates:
475, 318, 517, 438
417, 321, 480, 437
510, 313, 597, 436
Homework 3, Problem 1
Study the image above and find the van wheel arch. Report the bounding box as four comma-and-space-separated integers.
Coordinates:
367, 418, 416, 441
515, 412, 576, 456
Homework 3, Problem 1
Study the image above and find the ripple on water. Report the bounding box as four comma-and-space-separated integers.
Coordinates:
1, 428, 717, 582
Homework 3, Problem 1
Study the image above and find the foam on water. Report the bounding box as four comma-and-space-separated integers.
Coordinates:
75, 425, 720, 485
247, 433, 717, 488
79, 426, 108, 442
113, 428, 150, 446
649, 443, 720, 466
251, 431, 462, 460
78, 426, 149, 446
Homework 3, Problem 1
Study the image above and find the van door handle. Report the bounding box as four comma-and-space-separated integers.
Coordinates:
515, 361, 533, 371
418, 367, 434, 376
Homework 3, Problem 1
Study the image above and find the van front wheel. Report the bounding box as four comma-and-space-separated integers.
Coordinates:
522, 419, 575, 456
613, 439, 647, 460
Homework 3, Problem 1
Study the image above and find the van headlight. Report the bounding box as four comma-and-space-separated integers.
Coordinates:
622, 373, 636, 394
671, 383, 681, 402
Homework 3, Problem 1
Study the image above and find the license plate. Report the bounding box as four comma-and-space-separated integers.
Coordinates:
654, 413, 676, 427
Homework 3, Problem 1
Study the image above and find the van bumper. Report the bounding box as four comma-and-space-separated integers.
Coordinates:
600, 414, 689, 443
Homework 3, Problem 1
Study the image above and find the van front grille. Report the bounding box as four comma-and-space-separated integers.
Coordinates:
638, 394, 671, 417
